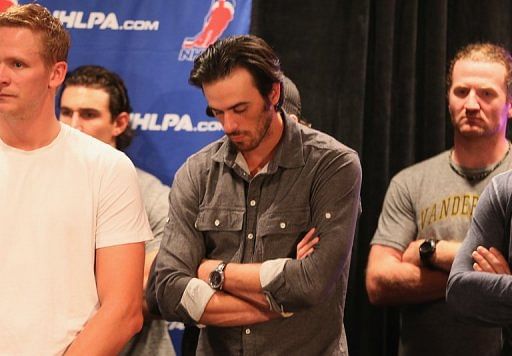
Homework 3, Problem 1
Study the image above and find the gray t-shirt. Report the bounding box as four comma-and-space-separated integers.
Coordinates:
121, 168, 174, 356
371, 150, 512, 356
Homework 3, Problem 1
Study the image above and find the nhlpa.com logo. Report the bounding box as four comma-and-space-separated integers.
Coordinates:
130, 112, 223, 132
0, 0, 17, 13
52, 10, 159, 31
178, 0, 235, 61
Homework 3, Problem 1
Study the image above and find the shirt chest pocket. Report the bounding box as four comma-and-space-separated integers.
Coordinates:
195, 207, 245, 259
256, 207, 311, 260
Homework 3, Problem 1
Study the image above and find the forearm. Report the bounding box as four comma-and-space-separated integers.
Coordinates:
431, 240, 461, 272
223, 263, 269, 309
199, 291, 281, 326
366, 245, 448, 305
367, 262, 448, 305
447, 270, 512, 326
198, 260, 269, 309
447, 225, 512, 326
65, 302, 143, 355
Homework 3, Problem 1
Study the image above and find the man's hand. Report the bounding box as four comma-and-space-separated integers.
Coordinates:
297, 228, 319, 260
472, 246, 511, 274
402, 239, 424, 266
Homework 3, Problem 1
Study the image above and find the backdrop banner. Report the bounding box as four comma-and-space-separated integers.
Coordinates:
15, 0, 251, 354
22, 0, 251, 187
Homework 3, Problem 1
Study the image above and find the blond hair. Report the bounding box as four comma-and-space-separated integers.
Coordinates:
0, 3, 70, 66
447, 43, 512, 99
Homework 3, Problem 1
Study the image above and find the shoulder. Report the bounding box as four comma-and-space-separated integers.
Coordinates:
59, 124, 137, 188
300, 126, 360, 168
136, 167, 168, 187
301, 125, 355, 153
177, 136, 226, 177
60, 123, 128, 165
391, 150, 449, 183
489, 170, 512, 196
136, 167, 170, 195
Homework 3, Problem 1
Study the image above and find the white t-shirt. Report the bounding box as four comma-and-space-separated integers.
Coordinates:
0, 123, 152, 355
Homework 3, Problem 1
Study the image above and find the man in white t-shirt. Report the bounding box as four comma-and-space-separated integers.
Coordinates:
0, 4, 152, 355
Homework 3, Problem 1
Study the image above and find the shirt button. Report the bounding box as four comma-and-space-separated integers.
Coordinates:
280, 222, 286, 229
245, 328, 251, 335
325, 212, 332, 219
247, 233, 254, 240
249, 200, 256, 207
214, 219, 220, 226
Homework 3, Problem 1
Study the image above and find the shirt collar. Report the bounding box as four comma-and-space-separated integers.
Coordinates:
211, 111, 306, 171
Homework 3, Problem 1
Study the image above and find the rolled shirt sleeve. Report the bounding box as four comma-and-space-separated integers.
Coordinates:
180, 278, 216, 322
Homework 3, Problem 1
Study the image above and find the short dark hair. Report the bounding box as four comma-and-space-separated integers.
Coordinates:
189, 35, 284, 115
0, 3, 70, 67
59, 65, 134, 151
447, 42, 512, 99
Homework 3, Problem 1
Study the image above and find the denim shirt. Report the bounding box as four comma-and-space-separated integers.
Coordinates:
155, 114, 362, 356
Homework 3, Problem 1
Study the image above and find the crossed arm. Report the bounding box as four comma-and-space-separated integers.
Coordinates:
196, 228, 320, 326
366, 240, 460, 305
447, 176, 512, 326
365, 178, 461, 306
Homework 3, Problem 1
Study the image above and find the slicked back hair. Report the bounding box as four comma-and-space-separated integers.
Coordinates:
189, 35, 284, 114
60, 65, 134, 151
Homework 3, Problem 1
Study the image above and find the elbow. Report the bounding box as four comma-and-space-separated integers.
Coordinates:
366, 285, 385, 306
365, 272, 390, 306
298, 288, 326, 308
128, 314, 144, 337
445, 272, 483, 323
290, 282, 340, 309
445, 273, 466, 316
125, 302, 144, 337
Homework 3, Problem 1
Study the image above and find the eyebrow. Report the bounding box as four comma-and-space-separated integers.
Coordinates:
209, 101, 249, 113
60, 106, 101, 111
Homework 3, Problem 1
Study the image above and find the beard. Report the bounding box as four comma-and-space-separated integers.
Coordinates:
228, 102, 273, 152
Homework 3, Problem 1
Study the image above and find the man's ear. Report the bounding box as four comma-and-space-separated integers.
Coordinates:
270, 81, 281, 107
49, 61, 67, 88
112, 112, 130, 137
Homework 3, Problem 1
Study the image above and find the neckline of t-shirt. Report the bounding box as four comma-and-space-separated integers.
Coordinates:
0, 121, 68, 155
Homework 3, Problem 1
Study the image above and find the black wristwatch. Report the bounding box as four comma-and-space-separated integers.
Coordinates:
208, 262, 227, 290
419, 239, 437, 268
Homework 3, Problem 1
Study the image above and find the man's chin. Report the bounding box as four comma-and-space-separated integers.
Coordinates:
230, 140, 257, 153
457, 128, 486, 138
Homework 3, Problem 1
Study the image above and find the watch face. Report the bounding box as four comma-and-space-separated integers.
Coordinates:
210, 271, 222, 287
419, 239, 435, 256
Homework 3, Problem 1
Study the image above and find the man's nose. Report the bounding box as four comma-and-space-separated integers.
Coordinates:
465, 90, 480, 111
70, 113, 83, 129
222, 111, 239, 134
0, 64, 10, 87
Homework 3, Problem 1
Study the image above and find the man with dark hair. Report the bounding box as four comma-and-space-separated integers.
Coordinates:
0, 4, 151, 355
59, 65, 174, 356
153, 34, 361, 355
366, 42, 512, 356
